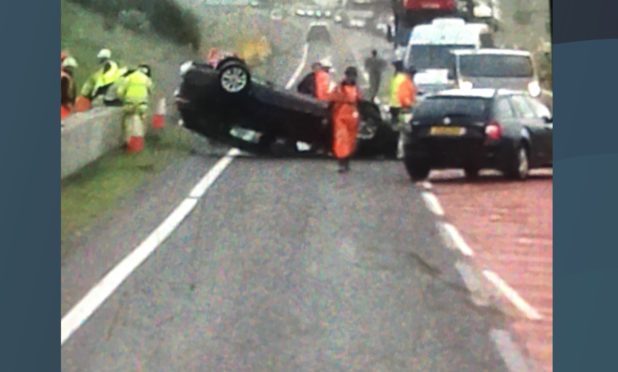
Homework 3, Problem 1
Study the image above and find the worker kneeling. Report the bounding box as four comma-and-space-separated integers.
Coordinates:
116, 64, 153, 152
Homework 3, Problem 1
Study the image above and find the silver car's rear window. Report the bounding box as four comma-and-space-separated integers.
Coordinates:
459, 55, 533, 77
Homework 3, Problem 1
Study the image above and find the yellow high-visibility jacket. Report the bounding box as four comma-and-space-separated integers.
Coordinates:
80, 60, 125, 99
117, 70, 153, 104
389, 72, 416, 109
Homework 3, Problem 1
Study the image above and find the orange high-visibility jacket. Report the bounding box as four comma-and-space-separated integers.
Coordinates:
390, 72, 417, 109
329, 83, 361, 159
315, 70, 331, 101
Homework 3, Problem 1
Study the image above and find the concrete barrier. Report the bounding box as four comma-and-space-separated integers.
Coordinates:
61, 107, 124, 179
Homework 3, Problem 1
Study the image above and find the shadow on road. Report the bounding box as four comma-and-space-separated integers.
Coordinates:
430, 171, 553, 185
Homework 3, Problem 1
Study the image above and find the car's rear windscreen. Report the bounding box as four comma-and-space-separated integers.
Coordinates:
459, 55, 533, 77
415, 97, 489, 120
408, 44, 474, 71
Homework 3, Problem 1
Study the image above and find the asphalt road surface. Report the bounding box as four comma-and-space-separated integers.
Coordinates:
62, 159, 515, 371
62, 19, 538, 372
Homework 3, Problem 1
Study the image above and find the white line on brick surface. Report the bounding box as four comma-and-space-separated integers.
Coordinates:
442, 223, 474, 256
484, 270, 543, 320
490, 329, 534, 372
421, 192, 444, 216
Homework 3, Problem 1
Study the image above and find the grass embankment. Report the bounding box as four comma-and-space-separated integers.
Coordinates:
61, 1, 200, 251
61, 128, 197, 254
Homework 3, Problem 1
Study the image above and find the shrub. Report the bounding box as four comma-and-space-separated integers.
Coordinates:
148, 0, 201, 51
118, 9, 150, 32
68, 0, 201, 51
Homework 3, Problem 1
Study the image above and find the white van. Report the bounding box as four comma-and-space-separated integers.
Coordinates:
404, 18, 493, 71
403, 18, 494, 94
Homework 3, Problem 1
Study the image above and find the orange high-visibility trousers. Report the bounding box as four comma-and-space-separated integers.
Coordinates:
330, 84, 360, 159
315, 70, 331, 101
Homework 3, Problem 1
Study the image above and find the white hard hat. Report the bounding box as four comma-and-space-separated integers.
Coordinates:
97, 48, 112, 59
320, 58, 333, 68
62, 56, 79, 68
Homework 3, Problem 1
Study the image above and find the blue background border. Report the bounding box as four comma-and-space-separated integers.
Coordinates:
0, 0, 617, 370
0, 0, 60, 370
553, 0, 618, 370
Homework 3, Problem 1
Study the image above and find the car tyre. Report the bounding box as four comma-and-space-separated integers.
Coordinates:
217, 59, 251, 95
504, 145, 530, 180
464, 167, 480, 179
404, 159, 430, 181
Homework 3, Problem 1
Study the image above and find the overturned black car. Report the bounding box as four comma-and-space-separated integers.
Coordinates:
174, 57, 397, 157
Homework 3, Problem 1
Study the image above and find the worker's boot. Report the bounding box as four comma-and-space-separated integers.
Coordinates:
338, 158, 350, 173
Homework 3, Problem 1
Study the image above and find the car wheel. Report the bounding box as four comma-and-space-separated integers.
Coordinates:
464, 167, 480, 179
357, 103, 381, 140
504, 145, 530, 180
404, 159, 430, 181
218, 60, 251, 94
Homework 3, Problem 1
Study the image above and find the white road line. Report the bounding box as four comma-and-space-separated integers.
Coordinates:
62, 149, 240, 346
62, 42, 314, 346
61, 198, 198, 345
483, 270, 543, 320
189, 148, 240, 198
454, 261, 492, 307
421, 192, 444, 216
490, 329, 534, 372
285, 43, 309, 89
442, 223, 474, 256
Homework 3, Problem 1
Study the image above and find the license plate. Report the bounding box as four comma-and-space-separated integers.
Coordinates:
430, 126, 466, 136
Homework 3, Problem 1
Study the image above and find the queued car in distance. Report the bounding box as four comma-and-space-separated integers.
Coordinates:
175, 57, 397, 157
450, 49, 542, 98
270, 8, 284, 21
403, 89, 553, 181
333, 9, 344, 23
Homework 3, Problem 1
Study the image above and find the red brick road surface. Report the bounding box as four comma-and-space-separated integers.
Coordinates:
429, 169, 553, 372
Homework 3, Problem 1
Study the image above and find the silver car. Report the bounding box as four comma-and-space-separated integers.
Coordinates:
450, 49, 542, 98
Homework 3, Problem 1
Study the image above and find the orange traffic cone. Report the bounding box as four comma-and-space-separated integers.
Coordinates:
127, 136, 145, 153
74, 96, 92, 112
61, 105, 71, 120
126, 114, 145, 153
151, 98, 166, 129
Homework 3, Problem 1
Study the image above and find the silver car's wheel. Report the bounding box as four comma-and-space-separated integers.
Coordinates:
220, 66, 249, 93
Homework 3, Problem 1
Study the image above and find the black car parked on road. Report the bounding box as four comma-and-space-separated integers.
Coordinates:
175, 57, 397, 157
403, 89, 553, 180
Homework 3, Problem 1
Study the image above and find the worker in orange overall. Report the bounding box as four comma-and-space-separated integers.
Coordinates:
61, 56, 78, 121
314, 58, 333, 101
328, 66, 361, 173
